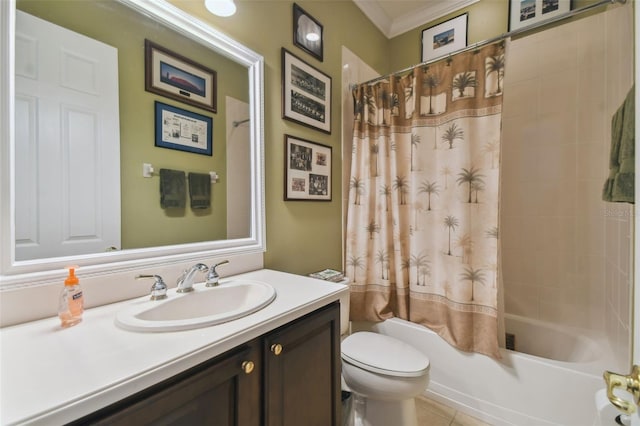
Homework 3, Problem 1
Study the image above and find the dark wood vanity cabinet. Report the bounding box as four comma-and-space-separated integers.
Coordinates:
75, 340, 262, 426
73, 302, 340, 426
263, 301, 341, 426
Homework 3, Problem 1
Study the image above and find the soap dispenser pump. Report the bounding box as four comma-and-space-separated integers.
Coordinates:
58, 266, 84, 328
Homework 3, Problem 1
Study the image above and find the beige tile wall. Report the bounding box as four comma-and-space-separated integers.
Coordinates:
500, 2, 633, 366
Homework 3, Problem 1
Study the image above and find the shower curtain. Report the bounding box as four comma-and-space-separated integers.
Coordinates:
346, 41, 506, 358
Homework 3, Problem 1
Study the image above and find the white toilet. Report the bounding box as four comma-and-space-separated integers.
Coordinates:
337, 288, 430, 426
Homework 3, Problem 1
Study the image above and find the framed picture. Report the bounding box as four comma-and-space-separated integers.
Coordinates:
293, 3, 323, 62
508, 0, 571, 31
145, 39, 217, 113
155, 101, 212, 156
284, 134, 331, 201
421, 13, 468, 62
282, 48, 332, 134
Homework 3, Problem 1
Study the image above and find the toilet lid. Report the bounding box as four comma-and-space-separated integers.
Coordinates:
341, 332, 430, 378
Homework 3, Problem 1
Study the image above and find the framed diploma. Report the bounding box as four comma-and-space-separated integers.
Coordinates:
154, 101, 212, 156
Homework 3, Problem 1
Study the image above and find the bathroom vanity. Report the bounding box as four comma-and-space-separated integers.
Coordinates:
0, 269, 347, 425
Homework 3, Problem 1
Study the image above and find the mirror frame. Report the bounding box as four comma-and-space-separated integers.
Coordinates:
0, 0, 265, 288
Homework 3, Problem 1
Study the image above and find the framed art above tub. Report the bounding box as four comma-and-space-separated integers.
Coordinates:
508, 0, 570, 31
421, 13, 468, 62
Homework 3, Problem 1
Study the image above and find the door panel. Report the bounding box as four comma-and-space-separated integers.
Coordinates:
15, 10, 121, 260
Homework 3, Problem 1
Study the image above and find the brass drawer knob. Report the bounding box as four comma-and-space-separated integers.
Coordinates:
271, 343, 283, 356
242, 361, 254, 374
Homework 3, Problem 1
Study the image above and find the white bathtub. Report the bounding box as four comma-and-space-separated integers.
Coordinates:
351, 315, 621, 426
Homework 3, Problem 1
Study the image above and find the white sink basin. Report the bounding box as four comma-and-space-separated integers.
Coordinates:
115, 279, 276, 332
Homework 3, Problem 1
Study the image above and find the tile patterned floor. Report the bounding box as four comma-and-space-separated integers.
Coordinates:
415, 396, 492, 426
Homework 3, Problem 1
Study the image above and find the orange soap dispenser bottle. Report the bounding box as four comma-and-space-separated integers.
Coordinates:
58, 266, 84, 328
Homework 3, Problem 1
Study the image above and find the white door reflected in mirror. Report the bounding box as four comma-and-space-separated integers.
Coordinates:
0, 0, 265, 288
15, 11, 121, 261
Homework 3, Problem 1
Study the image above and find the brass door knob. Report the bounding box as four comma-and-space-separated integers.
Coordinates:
603, 365, 640, 414
242, 361, 254, 374
271, 343, 283, 356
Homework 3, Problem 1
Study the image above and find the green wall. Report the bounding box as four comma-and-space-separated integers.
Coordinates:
389, 1, 508, 71
21, 0, 611, 276
17, 0, 248, 249
171, 0, 588, 276
170, 0, 390, 275
172, 0, 622, 277
388, 0, 610, 72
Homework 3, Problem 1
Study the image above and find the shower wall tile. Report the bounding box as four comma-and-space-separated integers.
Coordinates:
505, 36, 538, 81
502, 78, 539, 119
577, 179, 606, 220
575, 214, 605, 257
539, 69, 578, 116
577, 143, 606, 180
534, 26, 577, 74
501, 248, 523, 284
538, 144, 576, 182
500, 1, 632, 354
605, 5, 634, 106
618, 275, 631, 327
504, 283, 538, 318
617, 325, 631, 369
499, 215, 522, 250
618, 229, 631, 278
537, 111, 577, 148
577, 65, 606, 144
577, 13, 605, 66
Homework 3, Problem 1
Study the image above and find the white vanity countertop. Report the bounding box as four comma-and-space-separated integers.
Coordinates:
0, 269, 348, 426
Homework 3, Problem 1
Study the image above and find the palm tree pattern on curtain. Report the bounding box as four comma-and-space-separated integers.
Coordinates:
346, 42, 506, 358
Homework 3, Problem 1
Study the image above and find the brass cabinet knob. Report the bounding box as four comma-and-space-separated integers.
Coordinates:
242, 361, 254, 374
271, 343, 283, 356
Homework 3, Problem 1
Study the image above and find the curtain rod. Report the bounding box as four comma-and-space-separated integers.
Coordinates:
358, 0, 626, 87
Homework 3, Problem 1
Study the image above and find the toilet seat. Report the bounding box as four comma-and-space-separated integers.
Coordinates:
341, 332, 430, 378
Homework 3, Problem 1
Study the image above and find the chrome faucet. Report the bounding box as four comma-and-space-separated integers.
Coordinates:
136, 274, 168, 300
206, 260, 229, 287
176, 263, 208, 293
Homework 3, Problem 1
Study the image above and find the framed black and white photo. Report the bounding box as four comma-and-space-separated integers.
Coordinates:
284, 134, 331, 201
145, 39, 217, 113
282, 48, 332, 134
421, 13, 468, 62
508, 0, 571, 31
155, 101, 212, 156
293, 3, 323, 61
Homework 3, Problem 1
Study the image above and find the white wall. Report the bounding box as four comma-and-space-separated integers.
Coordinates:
341, 46, 380, 271
225, 96, 251, 239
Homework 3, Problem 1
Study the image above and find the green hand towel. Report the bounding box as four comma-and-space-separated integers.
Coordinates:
188, 172, 211, 209
159, 169, 186, 209
603, 85, 635, 204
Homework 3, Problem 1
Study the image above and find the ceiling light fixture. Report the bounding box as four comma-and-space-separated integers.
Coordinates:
204, 0, 236, 17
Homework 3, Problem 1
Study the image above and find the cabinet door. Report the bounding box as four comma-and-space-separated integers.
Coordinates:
264, 302, 341, 426
76, 340, 261, 426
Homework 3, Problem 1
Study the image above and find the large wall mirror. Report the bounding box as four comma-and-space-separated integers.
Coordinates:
0, 0, 265, 287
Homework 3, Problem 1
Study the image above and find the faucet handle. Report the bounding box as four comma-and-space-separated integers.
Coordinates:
206, 260, 229, 287
136, 274, 168, 301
